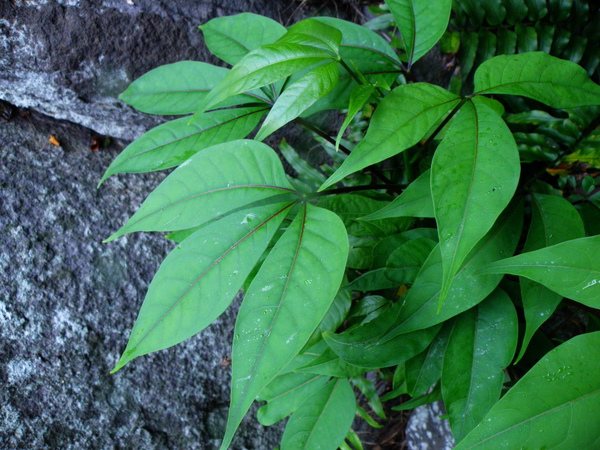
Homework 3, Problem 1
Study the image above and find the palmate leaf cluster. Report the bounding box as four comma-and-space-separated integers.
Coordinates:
100, 1, 600, 448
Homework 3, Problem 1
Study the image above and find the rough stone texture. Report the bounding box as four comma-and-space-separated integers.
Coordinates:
0, 111, 283, 449
0, 0, 297, 141
406, 401, 454, 450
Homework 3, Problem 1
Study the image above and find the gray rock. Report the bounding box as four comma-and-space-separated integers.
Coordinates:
0, 0, 292, 141
0, 111, 283, 449
406, 401, 455, 450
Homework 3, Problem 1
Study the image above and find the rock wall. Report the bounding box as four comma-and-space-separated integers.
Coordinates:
0, 0, 294, 140
0, 109, 285, 449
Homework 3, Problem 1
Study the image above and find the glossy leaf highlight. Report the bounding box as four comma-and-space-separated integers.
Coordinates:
431, 99, 520, 303
222, 204, 348, 449
474, 52, 600, 108
455, 332, 600, 449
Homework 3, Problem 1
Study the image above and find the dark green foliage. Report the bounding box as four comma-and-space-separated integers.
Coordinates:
100, 3, 600, 449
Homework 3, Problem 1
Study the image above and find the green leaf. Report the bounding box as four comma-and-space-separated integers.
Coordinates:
455, 332, 600, 449
314, 17, 401, 68
363, 170, 434, 221
257, 372, 330, 426
564, 125, 600, 168
431, 98, 520, 303
318, 194, 412, 237
502, 0, 529, 25
222, 204, 348, 449
371, 228, 438, 268
199, 13, 287, 66
482, 0, 507, 26
276, 19, 342, 56
392, 383, 442, 410
474, 52, 600, 108
385, 0, 452, 66
297, 347, 369, 377
255, 61, 339, 141
302, 17, 401, 114
442, 289, 518, 442
324, 324, 441, 369
197, 44, 334, 115
475, 235, 600, 308
384, 237, 437, 284
320, 84, 461, 190
279, 139, 327, 189
351, 376, 386, 419
405, 321, 451, 397
111, 202, 292, 372
517, 194, 586, 362
496, 28, 517, 55
525, 0, 548, 21
99, 107, 267, 185
303, 285, 352, 350
335, 84, 376, 152
354, 198, 523, 338
280, 378, 356, 450
104, 140, 294, 241
515, 25, 538, 53
119, 61, 263, 115
347, 268, 399, 291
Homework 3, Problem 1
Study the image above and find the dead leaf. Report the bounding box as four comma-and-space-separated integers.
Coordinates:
49, 135, 61, 146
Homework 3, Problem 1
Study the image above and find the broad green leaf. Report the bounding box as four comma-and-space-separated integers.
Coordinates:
280, 378, 356, 450
517, 194, 585, 362
276, 19, 342, 56
347, 268, 399, 291
104, 140, 294, 241
297, 347, 369, 377
361, 170, 434, 220
278, 139, 327, 190
257, 372, 330, 426
119, 61, 263, 115
197, 44, 334, 115
455, 332, 600, 449
371, 228, 438, 268
320, 84, 460, 190
474, 52, 600, 108
344, 198, 522, 341
384, 237, 437, 284
255, 61, 339, 141
385, 0, 452, 66
303, 17, 401, 114
335, 84, 376, 152
222, 204, 348, 449
442, 289, 518, 442
303, 285, 352, 350
99, 107, 267, 185
111, 202, 292, 372
324, 324, 441, 369
431, 99, 520, 303
351, 376, 386, 419
314, 17, 401, 68
475, 235, 600, 308
318, 194, 412, 237
405, 321, 451, 397
199, 13, 286, 66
